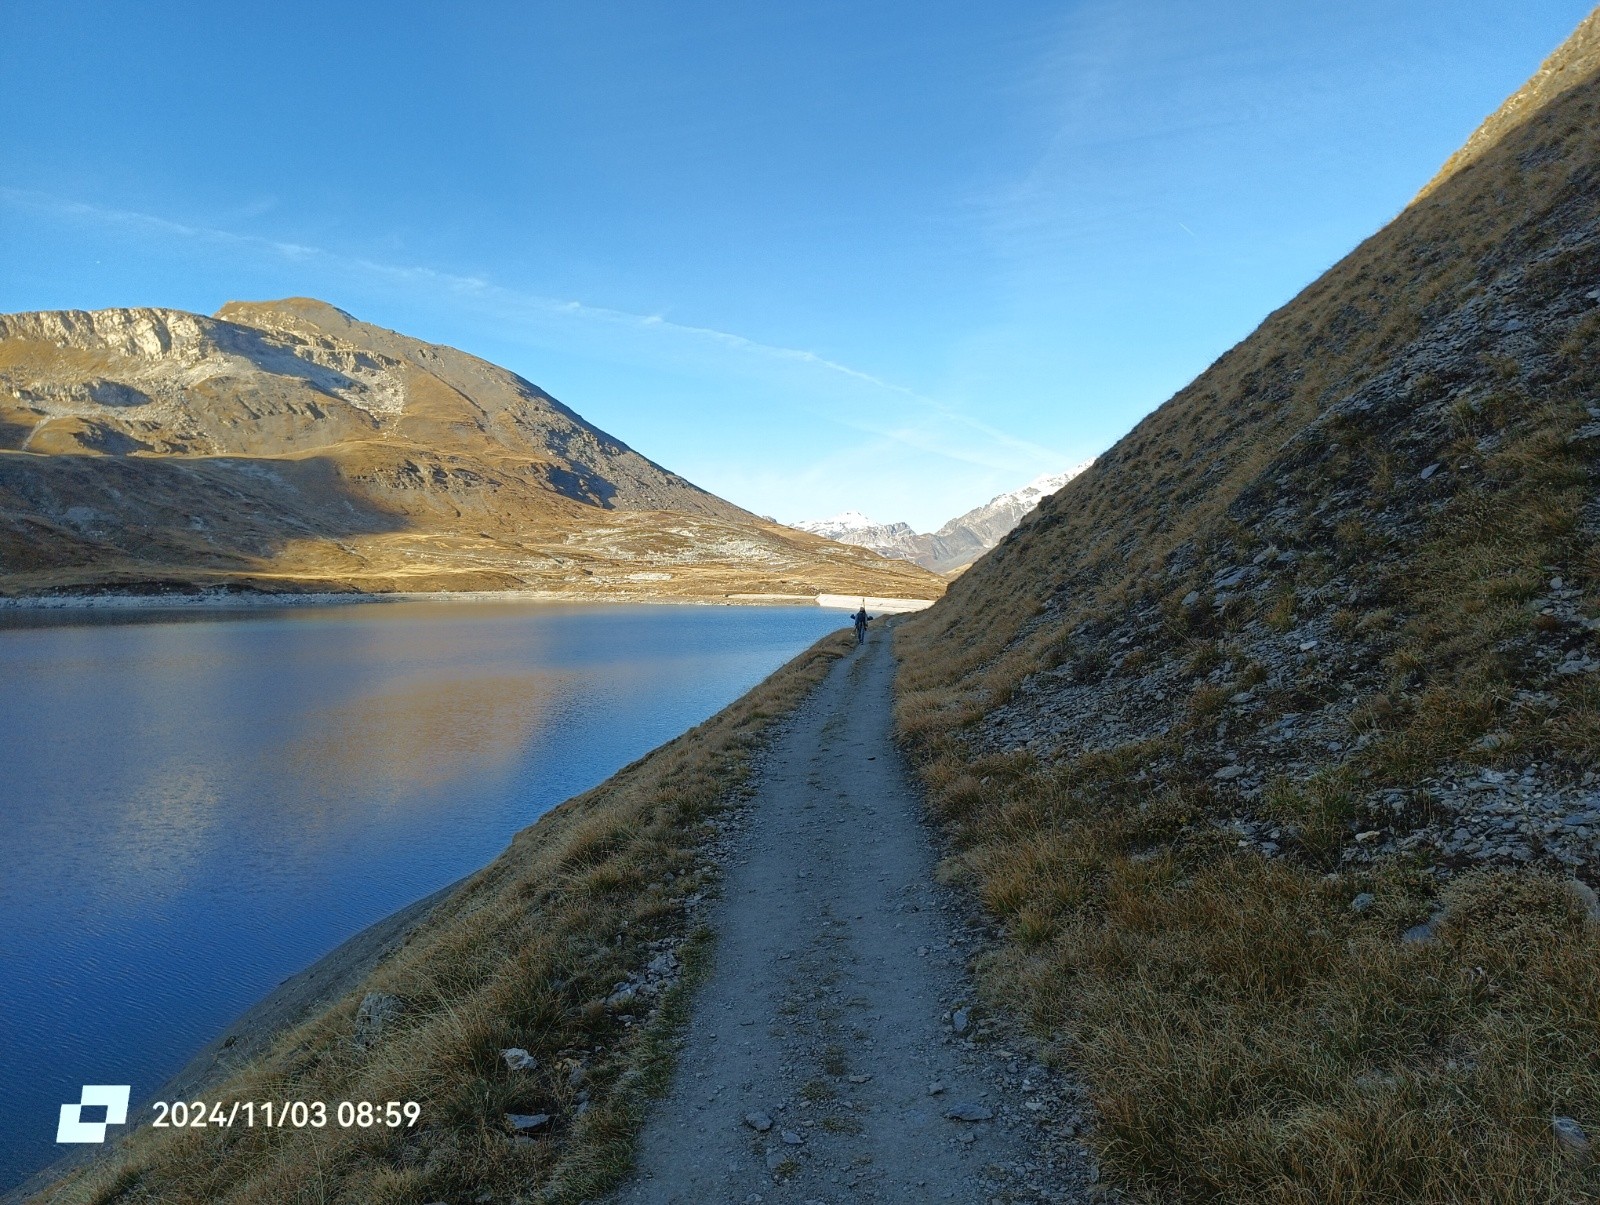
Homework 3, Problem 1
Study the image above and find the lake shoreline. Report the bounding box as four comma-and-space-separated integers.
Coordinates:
0, 600, 870, 1197
2, 877, 466, 1204
0, 588, 758, 611
0, 587, 935, 616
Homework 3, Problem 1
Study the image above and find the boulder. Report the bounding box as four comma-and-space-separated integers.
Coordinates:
1553, 1116, 1590, 1163
501, 1047, 537, 1071
353, 991, 403, 1048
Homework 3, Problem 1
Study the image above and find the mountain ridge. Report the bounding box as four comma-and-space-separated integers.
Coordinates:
795, 461, 1094, 574
0, 299, 943, 601
895, 8, 1600, 1197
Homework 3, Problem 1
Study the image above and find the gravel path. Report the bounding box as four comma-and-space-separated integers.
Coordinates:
616, 627, 1096, 1204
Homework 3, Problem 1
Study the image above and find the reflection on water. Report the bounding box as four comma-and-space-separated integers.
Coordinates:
0, 600, 844, 1190
281, 670, 560, 801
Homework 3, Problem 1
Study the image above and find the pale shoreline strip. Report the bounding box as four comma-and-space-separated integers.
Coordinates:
0, 589, 938, 614
813, 593, 935, 613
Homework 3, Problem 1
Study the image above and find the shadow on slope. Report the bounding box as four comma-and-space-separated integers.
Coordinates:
897, 12, 1600, 1203
0, 451, 409, 594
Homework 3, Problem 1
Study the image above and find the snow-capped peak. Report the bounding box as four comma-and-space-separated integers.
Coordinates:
792, 460, 1096, 574
798, 510, 882, 532
1005, 461, 1097, 508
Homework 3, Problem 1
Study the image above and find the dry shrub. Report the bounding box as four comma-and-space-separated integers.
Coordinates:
917, 736, 1600, 1203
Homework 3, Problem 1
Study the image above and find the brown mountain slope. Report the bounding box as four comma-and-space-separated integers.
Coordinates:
898, 10, 1600, 1202
0, 299, 942, 600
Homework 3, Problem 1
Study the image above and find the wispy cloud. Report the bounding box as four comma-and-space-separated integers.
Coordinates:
976, 2, 1263, 272
1, 185, 1069, 474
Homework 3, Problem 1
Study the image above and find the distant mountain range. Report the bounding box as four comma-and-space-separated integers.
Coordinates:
0, 298, 944, 601
796, 463, 1094, 574
792, 512, 930, 565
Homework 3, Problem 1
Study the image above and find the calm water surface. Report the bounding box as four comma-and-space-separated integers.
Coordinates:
0, 600, 844, 1189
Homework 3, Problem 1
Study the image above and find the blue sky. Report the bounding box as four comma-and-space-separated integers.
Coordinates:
1, 1, 1593, 530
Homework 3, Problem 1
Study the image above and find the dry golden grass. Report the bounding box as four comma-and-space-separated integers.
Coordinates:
894, 713, 1600, 1201
35, 631, 854, 1205
893, 11, 1600, 1203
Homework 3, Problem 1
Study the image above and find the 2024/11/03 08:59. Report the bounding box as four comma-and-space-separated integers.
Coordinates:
151, 1100, 422, 1130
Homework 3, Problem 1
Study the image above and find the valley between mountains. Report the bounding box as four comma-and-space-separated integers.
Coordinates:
15, 6, 1600, 1205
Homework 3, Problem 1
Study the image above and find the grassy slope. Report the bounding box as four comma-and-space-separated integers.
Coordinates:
35, 631, 853, 1205
896, 12, 1600, 1204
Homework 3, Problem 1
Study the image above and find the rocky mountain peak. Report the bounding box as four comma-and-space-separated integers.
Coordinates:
795, 461, 1095, 576
0, 300, 944, 600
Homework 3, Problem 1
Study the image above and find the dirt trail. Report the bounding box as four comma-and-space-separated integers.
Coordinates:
617, 627, 1093, 1204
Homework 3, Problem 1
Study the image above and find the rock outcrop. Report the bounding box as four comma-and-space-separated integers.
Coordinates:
792, 512, 935, 565
924, 463, 1094, 573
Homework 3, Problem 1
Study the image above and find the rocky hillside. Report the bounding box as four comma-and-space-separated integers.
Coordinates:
897, 10, 1600, 1202
0, 298, 943, 601
797, 462, 1093, 575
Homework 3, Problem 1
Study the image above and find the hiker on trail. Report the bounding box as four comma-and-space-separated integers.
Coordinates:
853, 605, 870, 645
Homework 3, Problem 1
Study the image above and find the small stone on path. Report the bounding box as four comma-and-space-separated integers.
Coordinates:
744, 1112, 774, 1132
945, 1102, 995, 1122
